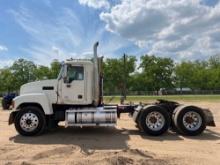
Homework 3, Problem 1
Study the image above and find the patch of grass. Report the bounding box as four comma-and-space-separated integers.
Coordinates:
104, 95, 220, 103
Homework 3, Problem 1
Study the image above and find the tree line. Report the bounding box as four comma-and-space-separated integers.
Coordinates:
0, 59, 61, 93
103, 54, 220, 95
0, 54, 220, 95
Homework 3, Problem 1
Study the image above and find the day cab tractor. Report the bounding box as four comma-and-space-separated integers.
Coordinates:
8, 42, 215, 136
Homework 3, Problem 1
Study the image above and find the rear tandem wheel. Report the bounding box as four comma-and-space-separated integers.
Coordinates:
138, 105, 171, 136
173, 106, 206, 136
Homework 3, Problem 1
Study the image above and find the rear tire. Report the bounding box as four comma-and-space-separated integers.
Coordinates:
173, 106, 206, 136
138, 106, 171, 136
14, 106, 46, 136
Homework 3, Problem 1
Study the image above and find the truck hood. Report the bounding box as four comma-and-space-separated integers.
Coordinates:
20, 79, 58, 95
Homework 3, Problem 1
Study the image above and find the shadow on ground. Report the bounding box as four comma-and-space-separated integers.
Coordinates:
122, 127, 220, 141
9, 126, 220, 154
10, 126, 130, 153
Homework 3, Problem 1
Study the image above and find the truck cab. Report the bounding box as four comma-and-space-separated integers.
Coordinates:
9, 42, 117, 136
58, 60, 94, 105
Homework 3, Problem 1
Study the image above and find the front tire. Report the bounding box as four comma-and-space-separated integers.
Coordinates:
173, 106, 206, 136
138, 106, 171, 136
14, 106, 46, 136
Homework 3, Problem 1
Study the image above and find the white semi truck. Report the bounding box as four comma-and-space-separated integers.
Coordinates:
9, 42, 215, 136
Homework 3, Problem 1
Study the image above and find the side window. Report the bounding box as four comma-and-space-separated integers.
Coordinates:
67, 65, 84, 82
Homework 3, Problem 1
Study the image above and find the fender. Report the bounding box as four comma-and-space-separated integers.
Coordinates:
13, 93, 53, 115
133, 104, 157, 122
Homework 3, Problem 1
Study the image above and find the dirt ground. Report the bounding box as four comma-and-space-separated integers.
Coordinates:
0, 101, 220, 165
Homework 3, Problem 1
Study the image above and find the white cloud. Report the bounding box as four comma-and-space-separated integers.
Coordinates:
0, 45, 8, 52
21, 45, 73, 66
0, 59, 14, 68
9, 6, 128, 65
100, 0, 220, 60
78, 0, 110, 9
9, 7, 101, 65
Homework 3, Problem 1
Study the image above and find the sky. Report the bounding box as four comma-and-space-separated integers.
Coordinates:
0, 0, 220, 67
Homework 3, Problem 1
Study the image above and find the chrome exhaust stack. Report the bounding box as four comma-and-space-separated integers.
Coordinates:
93, 42, 100, 106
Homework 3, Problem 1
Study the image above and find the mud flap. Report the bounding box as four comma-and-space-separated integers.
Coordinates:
8, 111, 18, 125
203, 109, 216, 127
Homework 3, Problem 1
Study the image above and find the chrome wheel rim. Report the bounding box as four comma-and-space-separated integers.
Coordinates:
20, 113, 39, 132
146, 112, 165, 131
183, 111, 202, 131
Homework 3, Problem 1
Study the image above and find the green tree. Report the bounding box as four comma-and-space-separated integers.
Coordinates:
0, 68, 16, 93
49, 59, 61, 79
34, 65, 51, 80
175, 61, 211, 90
139, 55, 174, 94
207, 55, 220, 90
209, 54, 220, 69
208, 68, 220, 90
175, 61, 195, 91
103, 55, 136, 95
10, 59, 37, 90
190, 61, 209, 90
129, 72, 146, 92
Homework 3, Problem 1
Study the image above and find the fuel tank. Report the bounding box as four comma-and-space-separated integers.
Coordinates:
65, 106, 117, 127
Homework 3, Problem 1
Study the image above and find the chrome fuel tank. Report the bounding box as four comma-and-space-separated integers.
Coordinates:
65, 106, 117, 127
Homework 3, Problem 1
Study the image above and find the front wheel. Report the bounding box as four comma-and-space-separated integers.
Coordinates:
14, 106, 46, 136
138, 106, 171, 136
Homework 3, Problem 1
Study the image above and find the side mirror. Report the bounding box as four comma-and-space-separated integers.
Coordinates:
63, 76, 70, 83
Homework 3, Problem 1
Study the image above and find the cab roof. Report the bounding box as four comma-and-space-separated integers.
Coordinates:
64, 58, 94, 65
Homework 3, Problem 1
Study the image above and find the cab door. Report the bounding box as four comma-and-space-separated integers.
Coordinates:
60, 64, 85, 104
